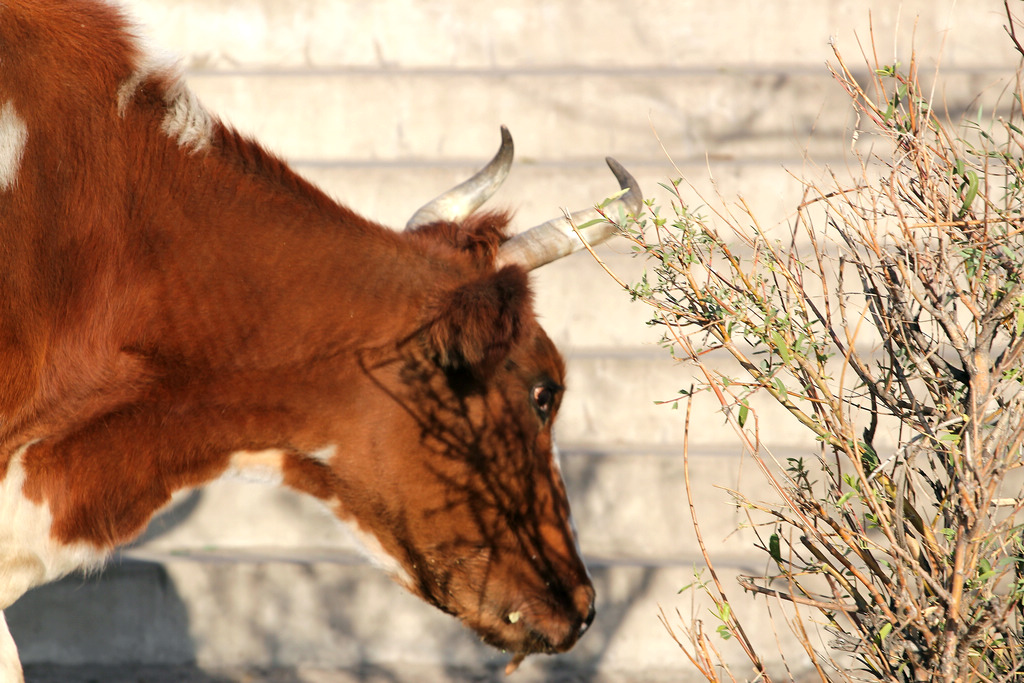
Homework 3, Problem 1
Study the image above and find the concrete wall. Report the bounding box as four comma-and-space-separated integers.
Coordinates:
10, 1, 1023, 681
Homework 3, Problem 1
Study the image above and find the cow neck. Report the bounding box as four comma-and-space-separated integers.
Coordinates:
134, 125, 469, 372
1, 119, 471, 475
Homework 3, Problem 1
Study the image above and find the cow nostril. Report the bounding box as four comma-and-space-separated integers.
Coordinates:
579, 600, 596, 636
572, 584, 596, 633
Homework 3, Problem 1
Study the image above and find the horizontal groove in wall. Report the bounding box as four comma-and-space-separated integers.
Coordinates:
184, 64, 1013, 79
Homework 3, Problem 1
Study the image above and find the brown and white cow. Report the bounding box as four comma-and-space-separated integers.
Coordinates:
0, 0, 641, 680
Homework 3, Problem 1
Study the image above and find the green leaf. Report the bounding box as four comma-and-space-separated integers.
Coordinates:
958, 170, 979, 217
769, 533, 782, 563
717, 603, 731, 622
738, 399, 750, 428
772, 331, 792, 363
598, 187, 630, 207
977, 557, 996, 582
859, 442, 880, 472
879, 622, 893, 642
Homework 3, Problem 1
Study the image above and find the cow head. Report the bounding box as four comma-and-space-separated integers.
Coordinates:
284, 129, 639, 668
354, 281, 592, 662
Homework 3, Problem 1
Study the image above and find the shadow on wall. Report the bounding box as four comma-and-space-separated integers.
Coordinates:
10, 491, 201, 681
7, 460, 667, 682
11, 564, 659, 683
9, 497, 202, 681
10, 560, 196, 679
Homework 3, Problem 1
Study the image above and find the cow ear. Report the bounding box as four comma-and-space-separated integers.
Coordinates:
424, 266, 531, 375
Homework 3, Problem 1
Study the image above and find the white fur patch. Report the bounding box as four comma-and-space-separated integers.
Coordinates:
0, 101, 28, 192
551, 441, 564, 476
332, 501, 414, 588
0, 611, 23, 683
552, 441, 588, 578
221, 448, 287, 486
160, 78, 215, 152
307, 444, 338, 464
222, 444, 413, 586
117, 29, 214, 152
0, 441, 109, 610
220, 445, 340, 486
218, 444, 412, 587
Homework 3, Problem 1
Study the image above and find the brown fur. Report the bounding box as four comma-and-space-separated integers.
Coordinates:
0, 0, 594, 663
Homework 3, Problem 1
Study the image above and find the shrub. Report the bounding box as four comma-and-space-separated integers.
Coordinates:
603, 5, 1024, 681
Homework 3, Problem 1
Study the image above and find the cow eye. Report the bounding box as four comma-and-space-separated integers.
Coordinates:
531, 383, 558, 419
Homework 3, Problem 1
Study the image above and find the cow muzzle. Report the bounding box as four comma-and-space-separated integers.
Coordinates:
504, 581, 596, 652
470, 575, 595, 673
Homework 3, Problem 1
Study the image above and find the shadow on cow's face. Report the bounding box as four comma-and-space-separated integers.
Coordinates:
337, 299, 595, 663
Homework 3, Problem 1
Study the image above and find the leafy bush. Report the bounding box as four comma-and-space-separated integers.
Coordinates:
604, 6, 1024, 681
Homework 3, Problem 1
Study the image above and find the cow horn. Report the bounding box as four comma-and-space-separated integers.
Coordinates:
406, 126, 514, 229
495, 157, 642, 271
